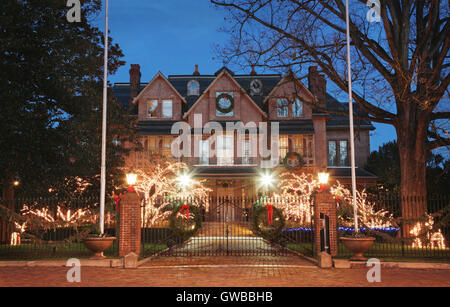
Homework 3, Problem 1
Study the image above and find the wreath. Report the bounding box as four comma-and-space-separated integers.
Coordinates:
168, 203, 202, 240
216, 93, 234, 114
252, 205, 285, 242
283, 152, 305, 170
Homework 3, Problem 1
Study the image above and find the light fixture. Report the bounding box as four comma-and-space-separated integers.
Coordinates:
126, 172, 137, 192
176, 173, 192, 189
318, 172, 329, 191
260, 173, 274, 188
13, 180, 20, 187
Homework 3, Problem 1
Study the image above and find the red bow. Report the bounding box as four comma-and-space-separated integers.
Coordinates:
114, 193, 122, 213
266, 204, 274, 225
318, 184, 328, 192
179, 204, 190, 220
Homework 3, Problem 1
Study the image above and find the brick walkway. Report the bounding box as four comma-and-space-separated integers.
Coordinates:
0, 257, 449, 287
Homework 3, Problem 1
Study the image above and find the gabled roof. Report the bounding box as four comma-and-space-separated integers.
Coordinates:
182, 69, 268, 119
132, 71, 186, 105
263, 70, 316, 104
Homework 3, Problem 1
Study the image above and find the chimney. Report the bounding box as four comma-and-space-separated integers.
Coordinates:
250, 65, 257, 76
193, 64, 200, 76
129, 64, 141, 101
308, 66, 326, 110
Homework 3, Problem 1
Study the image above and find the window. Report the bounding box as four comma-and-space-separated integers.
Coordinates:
241, 139, 251, 165
293, 99, 303, 117
187, 80, 200, 96
217, 133, 234, 165
277, 99, 288, 117
147, 100, 158, 118
279, 135, 289, 163
162, 100, 173, 118
216, 92, 234, 117
199, 140, 209, 165
328, 140, 349, 166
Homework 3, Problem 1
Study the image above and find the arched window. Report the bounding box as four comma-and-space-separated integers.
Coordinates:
187, 80, 200, 96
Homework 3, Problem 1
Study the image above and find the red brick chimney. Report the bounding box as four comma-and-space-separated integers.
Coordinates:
308, 66, 327, 111
193, 64, 200, 76
129, 64, 141, 101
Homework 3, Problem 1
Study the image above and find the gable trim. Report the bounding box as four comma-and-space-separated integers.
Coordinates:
263, 71, 316, 104
182, 70, 268, 119
132, 71, 187, 105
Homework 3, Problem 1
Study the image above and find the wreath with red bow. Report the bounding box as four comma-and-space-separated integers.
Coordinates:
216, 93, 234, 114
252, 204, 285, 242
168, 203, 202, 240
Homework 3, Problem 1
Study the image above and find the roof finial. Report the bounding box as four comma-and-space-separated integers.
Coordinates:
250, 65, 257, 76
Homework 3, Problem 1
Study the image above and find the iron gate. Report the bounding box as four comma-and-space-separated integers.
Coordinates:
140, 197, 314, 258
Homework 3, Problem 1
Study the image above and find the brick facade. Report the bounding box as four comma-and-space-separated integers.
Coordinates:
119, 192, 141, 257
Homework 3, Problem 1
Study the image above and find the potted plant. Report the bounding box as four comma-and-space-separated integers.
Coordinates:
82, 225, 116, 260
340, 232, 375, 261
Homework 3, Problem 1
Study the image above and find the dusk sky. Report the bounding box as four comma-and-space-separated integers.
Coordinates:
93, 0, 397, 152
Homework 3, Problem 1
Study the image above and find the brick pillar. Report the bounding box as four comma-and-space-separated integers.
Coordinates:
314, 190, 338, 256
119, 192, 141, 257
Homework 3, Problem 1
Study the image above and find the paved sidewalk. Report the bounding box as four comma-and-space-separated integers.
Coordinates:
1, 258, 449, 287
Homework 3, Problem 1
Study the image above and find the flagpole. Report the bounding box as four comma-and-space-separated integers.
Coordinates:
99, 0, 109, 235
345, 0, 359, 232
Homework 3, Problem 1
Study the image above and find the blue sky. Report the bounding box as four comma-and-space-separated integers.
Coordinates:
93, 0, 397, 152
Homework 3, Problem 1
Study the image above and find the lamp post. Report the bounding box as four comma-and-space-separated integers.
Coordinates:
99, 0, 109, 236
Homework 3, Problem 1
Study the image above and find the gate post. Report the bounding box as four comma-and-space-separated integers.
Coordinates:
314, 190, 338, 257
119, 191, 141, 257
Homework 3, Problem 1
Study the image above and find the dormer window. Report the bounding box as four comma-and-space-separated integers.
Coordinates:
250, 79, 263, 95
187, 80, 200, 96
162, 100, 173, 118
147, 100, 158, 118
293, 98, 303, 117
277, 98, 288, 117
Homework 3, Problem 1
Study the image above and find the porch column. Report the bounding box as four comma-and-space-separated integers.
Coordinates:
119, 191, 141, 257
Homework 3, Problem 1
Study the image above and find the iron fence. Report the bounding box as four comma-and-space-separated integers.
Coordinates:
0, 197, 119, 260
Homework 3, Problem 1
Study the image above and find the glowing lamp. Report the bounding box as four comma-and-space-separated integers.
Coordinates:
126, 173, 137, 192
260, 173, 274, 188
13, 181, 20, 187
318, 172, 329, 192
176, 174, 192, 189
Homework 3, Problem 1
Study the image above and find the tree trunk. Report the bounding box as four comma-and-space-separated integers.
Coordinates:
396, 110, 429, 239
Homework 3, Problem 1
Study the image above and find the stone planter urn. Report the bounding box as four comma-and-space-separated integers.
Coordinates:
83, 237, 116, 260
340, 237, 375, 261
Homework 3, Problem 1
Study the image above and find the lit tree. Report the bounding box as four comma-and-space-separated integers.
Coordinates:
276, 172, 319, 224
330, 182, 394, 228
134, 159, 211, 227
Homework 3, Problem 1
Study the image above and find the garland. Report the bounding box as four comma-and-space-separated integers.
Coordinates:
216, 93, 234, 114
168, 203, 202, 240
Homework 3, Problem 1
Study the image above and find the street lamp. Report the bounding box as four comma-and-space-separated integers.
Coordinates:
318, 172, 329, 192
